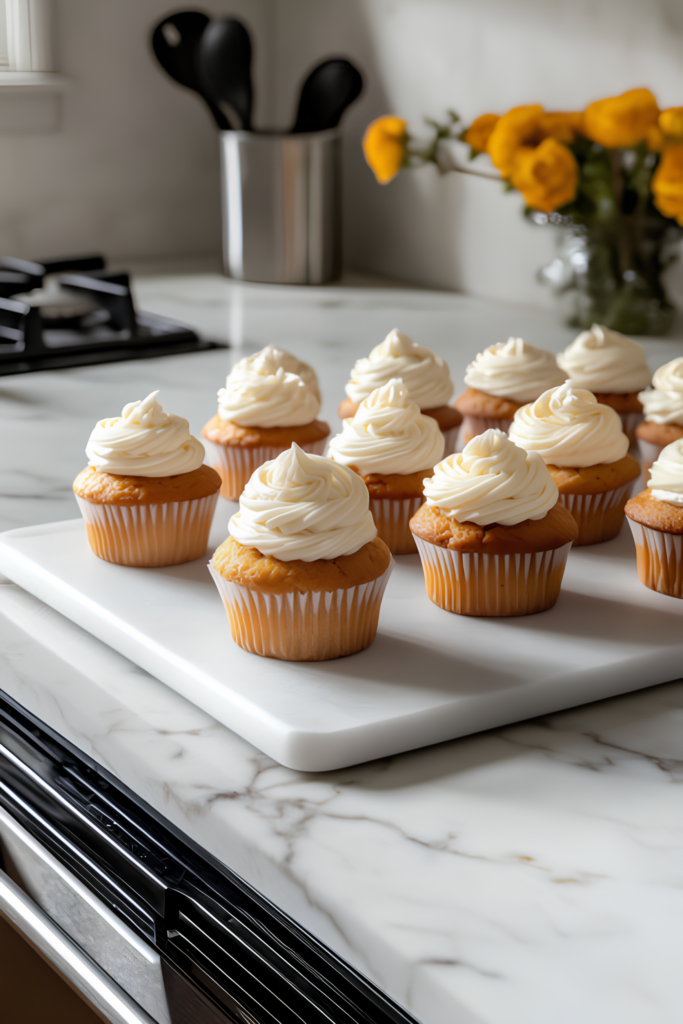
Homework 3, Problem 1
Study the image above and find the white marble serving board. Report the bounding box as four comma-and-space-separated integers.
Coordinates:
1, 508, 682, 773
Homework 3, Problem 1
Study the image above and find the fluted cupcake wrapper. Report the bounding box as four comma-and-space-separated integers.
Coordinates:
559, 481, 634, 546
618, 410, 644, 447
369, 496, 423, 555
209, 560, 394, 661
205, 438, 328, 501
441, 425, 461, 457
638, 438, 664, 483
460, 414, 514, 448
413, 537, 572, 617
76, 493, 219, 567
627, 521, 683, 599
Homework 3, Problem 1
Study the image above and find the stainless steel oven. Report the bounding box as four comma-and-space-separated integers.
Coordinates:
0, 689, 417, 1024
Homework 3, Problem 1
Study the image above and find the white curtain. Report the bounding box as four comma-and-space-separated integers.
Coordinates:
6, 0, 52, 72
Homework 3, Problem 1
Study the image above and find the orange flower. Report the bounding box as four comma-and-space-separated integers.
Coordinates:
487, 105, 545, 176
462, 113, 499, 153
510, 138, 579, 213
659, 107, 683, 139
652, 144, 683, 224
647, 124, 665, 153
583, 88, 659, 148
538, 111, 584, 144
363, 116, 407, 184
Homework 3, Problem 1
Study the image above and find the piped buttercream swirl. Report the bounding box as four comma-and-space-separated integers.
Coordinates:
638, 357, 683, 425
228, 444, 377, 561
463, 337, 565, 403
227, 345, 320, 399
557, 323, 651, 393
423, 429, 558, 527
648, 438, 683, 506
328, 379, 445, 475
85, 392, 205, 477
345, 329, 454, 408
509, 382, 629, 467
218, 364, 320, 427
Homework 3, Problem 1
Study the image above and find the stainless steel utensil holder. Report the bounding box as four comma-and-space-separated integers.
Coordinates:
220, 129, 341, 285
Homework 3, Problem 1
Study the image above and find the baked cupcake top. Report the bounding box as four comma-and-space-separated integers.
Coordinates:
556, 323, 651, 393
328, 379, 445, 475
423, 429, 558, 527
648, 438, 683, 506
227, 345, 320, 399
228, 444, 377, 561
509, 382, 629, 467
85, 391, 205, 477
345, 329, 453, 409
638, 357, 683, 425
463, 337, 565, 403
217, 360, 320, 428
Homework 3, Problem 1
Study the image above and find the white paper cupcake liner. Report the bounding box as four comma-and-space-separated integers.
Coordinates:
618, 410, 644, 446
209, 560, 394, 661
638, 438, 664, 483
369, 495, 424, 555
559, 480, 634, 546
460, 414, 514, 447
76, 493, 219, 567
441, 425, 461, 457
413, 537, 572, 617
205, 438, 328, 500
627, 520, 683, 598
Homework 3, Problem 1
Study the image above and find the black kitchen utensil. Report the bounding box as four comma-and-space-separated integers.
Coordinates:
196, 17, 253, 131
151, 11, 230, 130
291, 58, 363, 133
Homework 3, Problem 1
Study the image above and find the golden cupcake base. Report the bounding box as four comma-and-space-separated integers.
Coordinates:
627, 521, 683, 598
559, 481, 634, 546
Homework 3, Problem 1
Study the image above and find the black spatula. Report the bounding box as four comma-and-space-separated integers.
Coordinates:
292, 59, 363, 133
151, 11, 230, 130
196, 17, 253, 131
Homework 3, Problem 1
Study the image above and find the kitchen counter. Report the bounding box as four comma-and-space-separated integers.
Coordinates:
1, 273, 683, 1024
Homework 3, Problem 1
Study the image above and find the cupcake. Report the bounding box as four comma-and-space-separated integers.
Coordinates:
209, 444, 393, 660
454, 337, 565, 446
339, 329, 462, 455
556, 323, 651, 444
327, 379, 445, 554
202, 348, 330, 500
73, 391, 220, 567
508, 382, 640, 545
625, 439, 683, 598
636, 357, 683, 478
409, 430, 577, 617
227, 344, 321, 399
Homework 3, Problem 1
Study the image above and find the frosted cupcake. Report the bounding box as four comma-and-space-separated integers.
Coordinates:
328, 379, 445, 554
202, 348, 330, 500
339, 329, 461, 454
210, 445, 393, 660
454, 337, 565, 445
557, 323, 651, 444
73, 392, 220, 567
409, 430, 577, 616
227, 344, 320, 399
509, 382, 640, 545
625, 439, 683, 598
636, 357, 683, 478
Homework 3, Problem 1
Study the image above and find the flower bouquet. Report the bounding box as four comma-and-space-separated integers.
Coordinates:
363, 91, 683, 335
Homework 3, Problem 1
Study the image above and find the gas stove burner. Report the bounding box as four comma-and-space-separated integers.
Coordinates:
0, 253, 227, 375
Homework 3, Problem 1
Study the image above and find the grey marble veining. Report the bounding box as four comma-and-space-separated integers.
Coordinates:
1, 274, 683, 1023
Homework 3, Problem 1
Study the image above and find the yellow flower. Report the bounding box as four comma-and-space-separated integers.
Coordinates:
510, 138, 579, 213
363, 116, 407, 184
487, 105, 545, 176
462, 113, 499, 153
647, 124, 665, 153
538, 111, 584, 144
652, 144, 683, 224
659, 107, 683, 139
583, 88, 659, 149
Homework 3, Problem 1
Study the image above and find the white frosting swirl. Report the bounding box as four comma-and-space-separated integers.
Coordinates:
85, 392, 205, 478
228, 444, 377, 561
463, 337, 565, 403
557, 323, 651, 393
217, 364, 320, 428
638, 357, 683, 425
649, 438, 683, 506
328, 379, 445, 475
509, 382, 629, 467
423, 429, 558, 527
345, 329, 454, 408
227, 345, 320, 399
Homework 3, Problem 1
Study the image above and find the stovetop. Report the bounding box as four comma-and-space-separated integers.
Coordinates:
0, 254, 227, 374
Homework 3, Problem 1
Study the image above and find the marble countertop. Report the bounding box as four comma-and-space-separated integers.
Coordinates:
1, 272, 682, 1024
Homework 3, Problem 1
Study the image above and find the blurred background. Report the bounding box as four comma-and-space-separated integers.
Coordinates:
3, 0, 683, 307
